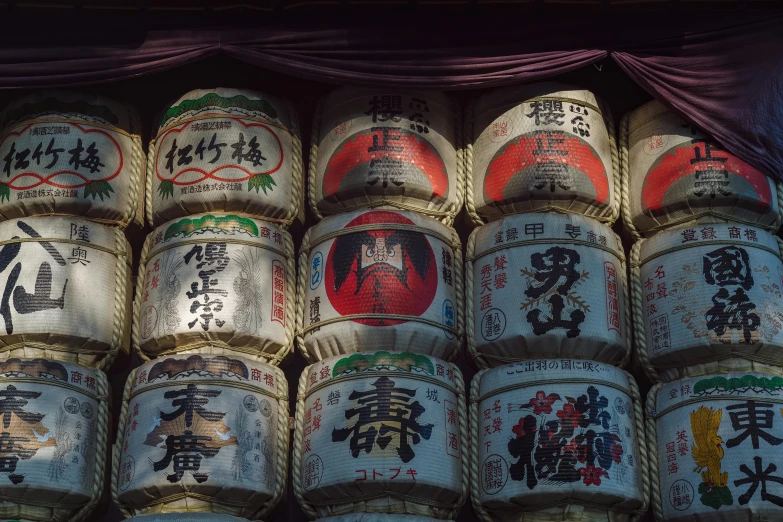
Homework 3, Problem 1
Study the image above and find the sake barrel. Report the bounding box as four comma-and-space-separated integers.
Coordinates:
631, 223, 783, 383
112, 354, 288, 519
147, 88, 302, 228
293, 351, 467, 519
297, 209, 463, 362
317, 515, 450, 522
126, 515, 248, 522
471, 359, 647, 522
0, 358, 108, 522
648, 370, 783, 521
0, 90, 145, 227
310, 88, 463, 225
467, 212, 628, 368
0, 216, 131, 370
135, 213, 294, 365
622, 100, 781, 239
466, 83, 619, 226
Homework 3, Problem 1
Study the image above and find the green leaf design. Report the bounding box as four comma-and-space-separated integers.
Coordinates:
158, 180, 174, 200
248, 174, 276, 195
164, 214, 259, 240
332, 351, 435, 377
0, 183, 9, 203
83, 180, 114, 201
698, 482, 733, 510
160, 93, 278, 128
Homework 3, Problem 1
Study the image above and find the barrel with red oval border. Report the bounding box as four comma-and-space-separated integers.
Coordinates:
625, 100, 779, 236
469, 83, 617, 223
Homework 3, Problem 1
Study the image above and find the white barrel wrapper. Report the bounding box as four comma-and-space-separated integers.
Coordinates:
147, 88, 302, 228
0, 358, 107, 522
0, 90, 145, 227
0, 216, 131, 370
649, 371, 783, 521
468, 213, 628, 368
112, 354, 288, 519
467, 83, 618, 225
293, 351, 467, 519
310, 88, 463, 225
297, 210, 463, 362
471, 360, 646, 522
632, 223, 783, 382
135, 213, 294, 365
622, 100, 781, 238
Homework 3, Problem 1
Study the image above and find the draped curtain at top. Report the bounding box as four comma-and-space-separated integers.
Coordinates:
0, 10, 781, 180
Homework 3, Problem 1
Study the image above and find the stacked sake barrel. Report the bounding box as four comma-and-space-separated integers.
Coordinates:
622, 100, 783, 521
465, 84, 648, 521
0, 91, 140, 521
112, 88, 298, 519
293, 88, 468, 521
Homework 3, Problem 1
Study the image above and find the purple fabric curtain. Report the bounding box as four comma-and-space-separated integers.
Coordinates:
0, 10, 781, 180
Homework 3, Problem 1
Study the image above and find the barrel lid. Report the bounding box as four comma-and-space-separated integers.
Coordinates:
0, 357, 99, 392
478, 358, 630, 400
472, 212, 623, 259
321, 86, 453, 111
156, 87, 295, 134
474, 82, 603, 119
0, 215, 119, 253
1, 90, 137, 133
638, 223, 779, 265
305, 350, 458, 396
628, 99, 677, 130
306, 209, 456, 250
655, 370, 783, 413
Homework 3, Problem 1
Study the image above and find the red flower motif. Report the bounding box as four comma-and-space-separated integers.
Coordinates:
580, 465, 603, 486
529, 391, 556, 415
512, 418, 526, 438
556, 403, 581, 427
610, 442, 624, 463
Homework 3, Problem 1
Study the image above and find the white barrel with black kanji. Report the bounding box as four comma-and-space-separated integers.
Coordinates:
112, 354, 288, 519
310, 88, 463, 225
0, 216, 131, 370
0, 90, 145, 227
316, 516, 452, 522
466, 83, 619, 225
0, 358, 108, 522
297, 209, 463, 362
622, 100, 781, 239
648, 370, 783, 521
631, 223, 783, 383
135, 213, 294, 365
470, 359, 647, 522
147, 88, 302, 228
467, 213, 628, 368
293, 351, 467, 520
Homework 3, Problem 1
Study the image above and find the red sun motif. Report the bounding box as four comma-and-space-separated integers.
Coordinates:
322, 128, 449, 201
641, 141, 771, 215
324, 210, 437, 327
484, 131, 608, 204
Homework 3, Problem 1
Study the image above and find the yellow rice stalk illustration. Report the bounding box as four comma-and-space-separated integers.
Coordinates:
690, 406, 733, 509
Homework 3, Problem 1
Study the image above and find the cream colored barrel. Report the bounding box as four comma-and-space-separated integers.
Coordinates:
127, 515, 249, 522
134, 213, 295, 365
0, 90, 145, 227
467, 213, 629, 369
622, 100, 781, 239
648, 370, 783, 521
309, 88, 463, 225
317, 515, 451, 522
0, 358, 108, 522
0, 216, 131, 370
146, 88, 303, 228
296, 210, 463, 363
466, 83, 619, 226
470, 360, 647, 522
631, 223, 783, 383
293, 351, 468, 520
112, 354, 289, 520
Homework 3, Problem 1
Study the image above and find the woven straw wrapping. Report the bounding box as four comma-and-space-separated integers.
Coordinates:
112, 354, 289, 520
133, 213, 295, 366
466, 212, 630, 369
308, 87, 464, 226
315, 515, 452, 522
293, 351, 468, 520
646, 370, 783, 521
620, 99, 782, 241
126, 513, 250, 522
0, 90, 145, 227
470, 360, 649, 522
630, 224, 783, 384
0, 216, 131, 370
296, 209, 464, 363
0, 359, 108, 522
465, 83, 620, 227
145, 88, 303, 229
